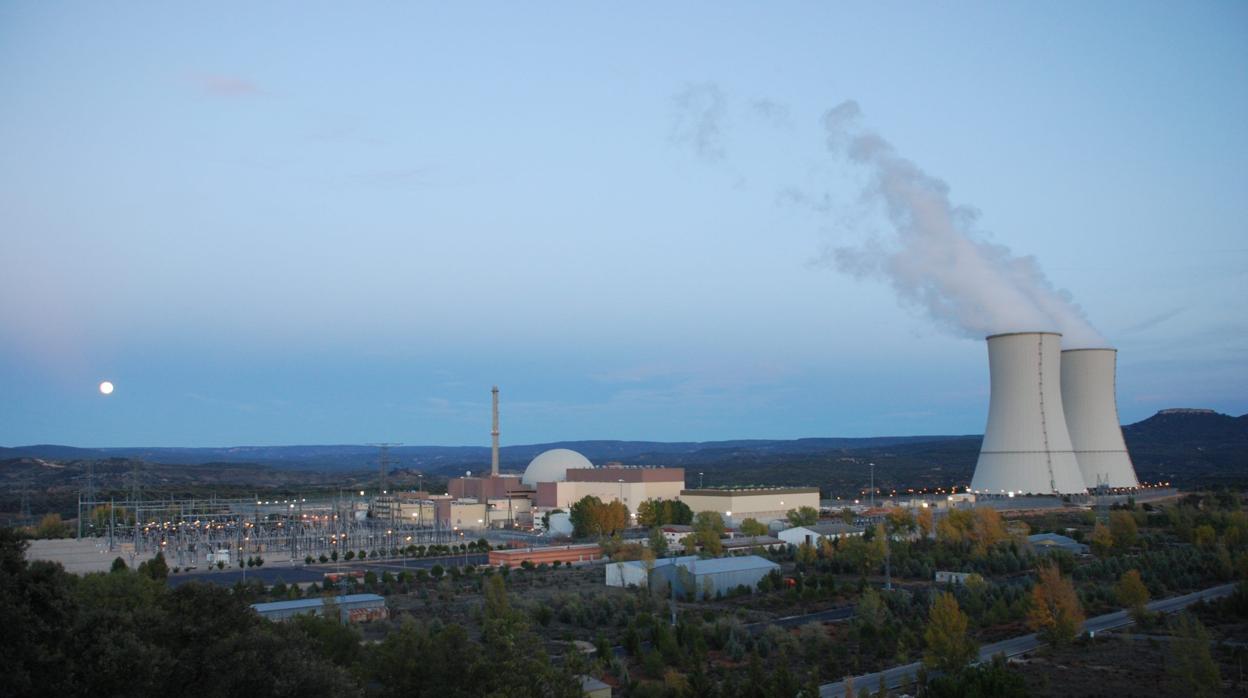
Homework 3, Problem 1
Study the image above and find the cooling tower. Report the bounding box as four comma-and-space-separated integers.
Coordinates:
1061, 349, 1139, 489
971, 332, 1088, 495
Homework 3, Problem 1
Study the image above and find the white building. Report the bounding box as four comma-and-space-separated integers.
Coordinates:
777, 522, 865, 548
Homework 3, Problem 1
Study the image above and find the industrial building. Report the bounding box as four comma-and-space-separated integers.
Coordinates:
536, 463, 685, 510
250, 594, 387, 623
678, 487, 820, 527
488, 542, 603, 568
1060, 348, 1140, 489
777, 522, 865, 548
605, 554, 779, 599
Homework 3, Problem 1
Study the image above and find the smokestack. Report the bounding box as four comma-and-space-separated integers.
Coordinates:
491, 385, 500, 477
971, 332, 1087, 495
1061, 349, 1139, 489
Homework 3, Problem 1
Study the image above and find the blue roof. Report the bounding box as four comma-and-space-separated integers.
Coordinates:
685, 555, 779, 575
251, 593, 385, 613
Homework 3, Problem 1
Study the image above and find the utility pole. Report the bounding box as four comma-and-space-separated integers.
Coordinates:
869, 463, 875, 508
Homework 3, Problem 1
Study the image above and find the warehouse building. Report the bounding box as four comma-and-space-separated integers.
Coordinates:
679, 487, 820, 527
536, 464, 686, 511
605, 554, 779, 599
250, 594, 387, 623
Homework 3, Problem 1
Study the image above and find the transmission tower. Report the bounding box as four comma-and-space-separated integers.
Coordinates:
370, 443, 402, 495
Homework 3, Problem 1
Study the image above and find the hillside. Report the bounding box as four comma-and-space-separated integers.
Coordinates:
3, 409, 1244, 522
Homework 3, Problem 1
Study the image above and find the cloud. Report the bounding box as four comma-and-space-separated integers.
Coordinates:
670, 82, 727, 162
750, 99, 791, 128
193, 74, 264, 97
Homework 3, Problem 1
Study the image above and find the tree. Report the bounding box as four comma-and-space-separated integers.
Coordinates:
1115, 569, 1150, 624
1109, 510, 1138, 549
923, 592, 978, 674
739, 518, 768, 537
648, 527, 669, 557
1027, 563, 1085, 647
916, 507, 934, 538
787, 506, 819, 527
1089, 522, 1114, 557
138, 552, 169, 582
691, 511, 726, 556
110, 557, 127, 573
569, 495, 605, 538
796, 542, 817, 567
886, 508, 916, 536
33, 513, 72, 539
1167, 613, 1220, 698
937, 509, 974, 548
971, 508, 1007, 554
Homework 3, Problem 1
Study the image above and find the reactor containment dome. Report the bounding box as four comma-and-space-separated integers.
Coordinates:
522, 448, 593, 486
971, 332, 1088, 495
1060, 348, 1140, 489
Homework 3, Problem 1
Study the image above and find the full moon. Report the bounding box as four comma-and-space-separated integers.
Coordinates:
99, 381, 114, 395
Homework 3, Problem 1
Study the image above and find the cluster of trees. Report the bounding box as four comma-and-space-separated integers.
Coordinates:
570, 496, 630, 538
636, 498, 693, 527
0, 527, 584, 697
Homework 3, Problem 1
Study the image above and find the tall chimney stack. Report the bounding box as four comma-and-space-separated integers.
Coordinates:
491, 385, 500, 477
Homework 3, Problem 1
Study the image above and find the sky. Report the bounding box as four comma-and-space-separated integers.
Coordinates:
1, 2, 1245, 447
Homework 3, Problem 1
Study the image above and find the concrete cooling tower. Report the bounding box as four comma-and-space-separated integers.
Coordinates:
971, 332, 1087, 495
1060, 349, 1140, 489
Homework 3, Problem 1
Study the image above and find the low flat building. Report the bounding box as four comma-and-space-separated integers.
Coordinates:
777, 522, 865, 548
721, 535, 784, 553
606, 554, 779, 599
934, 570, 980, 585
1028, 532, 1089, 556
579, 675, 612, 698
488, 543, 603, 568
251, 593, 387, 623
679, 487, 821, 527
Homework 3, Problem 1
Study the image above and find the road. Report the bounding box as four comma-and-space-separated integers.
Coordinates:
818, 582, 1237, 697
167, 553, 488, 587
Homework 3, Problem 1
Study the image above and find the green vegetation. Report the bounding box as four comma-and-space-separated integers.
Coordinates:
570, 495, 630, 538
923, 592, 977, 674
636, 498, 693, 527
785, 506, 819, 527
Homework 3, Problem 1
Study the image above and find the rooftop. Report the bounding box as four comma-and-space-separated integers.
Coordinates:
680, 487, 820, 497
251, 594, 385, 614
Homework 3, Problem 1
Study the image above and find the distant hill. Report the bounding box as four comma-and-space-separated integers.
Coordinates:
3, 409, 1244, 512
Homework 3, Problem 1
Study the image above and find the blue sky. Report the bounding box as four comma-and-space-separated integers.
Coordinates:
2, 2, 1245, 447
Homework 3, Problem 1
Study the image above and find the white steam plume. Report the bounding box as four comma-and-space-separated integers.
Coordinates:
822, 101, 1107, 349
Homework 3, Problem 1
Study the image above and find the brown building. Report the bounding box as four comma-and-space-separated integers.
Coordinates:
488, 543, 603, 568
448, 474, 528, 501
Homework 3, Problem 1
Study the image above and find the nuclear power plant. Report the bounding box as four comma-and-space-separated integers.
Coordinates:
970, 332, 1141, 496
1061, 348, 1140, 489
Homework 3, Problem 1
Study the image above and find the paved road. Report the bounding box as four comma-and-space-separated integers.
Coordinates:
819, 582, 1237, 697
167, 553, 488, 587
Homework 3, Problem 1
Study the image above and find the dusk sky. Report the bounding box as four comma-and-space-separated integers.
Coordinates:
2, 3, 1245, 447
